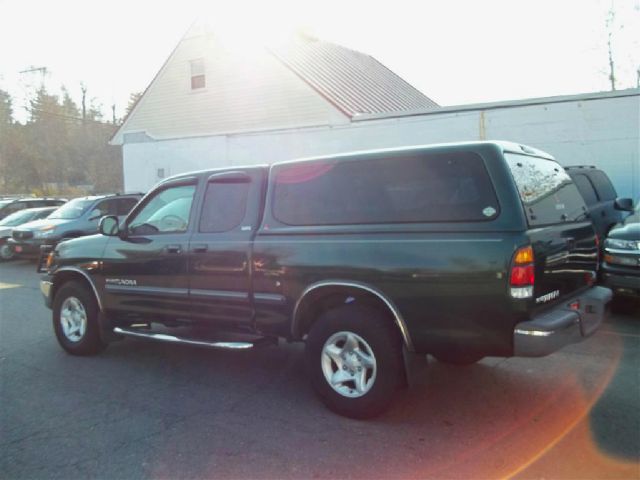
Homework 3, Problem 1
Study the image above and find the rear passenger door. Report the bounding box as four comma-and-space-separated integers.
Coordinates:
188, 169, 265, 326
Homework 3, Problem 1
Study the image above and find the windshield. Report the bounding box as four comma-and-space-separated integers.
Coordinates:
48, 198, 94, 219
0, 208, 37, 226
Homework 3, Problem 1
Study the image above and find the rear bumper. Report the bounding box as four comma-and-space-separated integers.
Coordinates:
513, 286, 612, 357
602, 267, 640, 298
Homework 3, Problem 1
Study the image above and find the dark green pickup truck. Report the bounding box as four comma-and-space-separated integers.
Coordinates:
39, 141, 611, 418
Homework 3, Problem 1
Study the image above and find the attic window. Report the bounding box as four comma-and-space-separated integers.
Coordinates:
190, 59, 206, 89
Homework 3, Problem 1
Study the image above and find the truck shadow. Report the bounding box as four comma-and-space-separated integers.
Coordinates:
97, 333, 626, 478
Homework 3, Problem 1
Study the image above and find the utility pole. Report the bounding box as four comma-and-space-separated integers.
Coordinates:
19, 66, 48, 89
18, 66, 49, 123
111, 103, 116, 124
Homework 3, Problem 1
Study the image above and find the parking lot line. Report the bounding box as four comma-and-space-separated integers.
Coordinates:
0, 282, 22, 289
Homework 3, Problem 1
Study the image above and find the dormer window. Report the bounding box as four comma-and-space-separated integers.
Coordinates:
190, 59, 205, 89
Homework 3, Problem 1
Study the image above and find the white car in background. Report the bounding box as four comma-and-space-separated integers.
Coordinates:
0, 206, 58, 260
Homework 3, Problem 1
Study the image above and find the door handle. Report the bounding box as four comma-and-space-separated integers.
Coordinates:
166, 244, 182, 254
191, 244, 208, 253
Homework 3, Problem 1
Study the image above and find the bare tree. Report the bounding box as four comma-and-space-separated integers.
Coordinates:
80, 82, 87, 121
606, 6, 616, 90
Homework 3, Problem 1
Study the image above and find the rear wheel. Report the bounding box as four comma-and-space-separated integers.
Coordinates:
53, 281, 107, 355
305, 305, 403, 419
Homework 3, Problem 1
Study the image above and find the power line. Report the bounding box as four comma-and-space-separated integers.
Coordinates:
18, 105, 120, 126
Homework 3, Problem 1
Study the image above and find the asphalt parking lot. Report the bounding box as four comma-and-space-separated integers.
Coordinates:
1, 260, 639, 479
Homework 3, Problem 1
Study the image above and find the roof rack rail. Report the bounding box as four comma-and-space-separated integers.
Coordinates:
564, 165, 597, 169
95, 192, 144, 197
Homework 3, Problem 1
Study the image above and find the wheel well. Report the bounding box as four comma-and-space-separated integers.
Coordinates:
292, 285, 411, 350
51, 271, 100, 309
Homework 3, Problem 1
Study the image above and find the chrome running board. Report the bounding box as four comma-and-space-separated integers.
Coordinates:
113, 327, 255, 350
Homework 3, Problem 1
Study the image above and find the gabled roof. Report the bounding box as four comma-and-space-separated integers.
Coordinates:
270, 35, 439, 117
111, 29, 440, 145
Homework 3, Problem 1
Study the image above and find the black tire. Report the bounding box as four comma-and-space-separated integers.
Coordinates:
432, 350, 484, 366
53, 281, 107, 356
0, 242, 15, 261
305, 305, 403, 419
610, 296, 638, 316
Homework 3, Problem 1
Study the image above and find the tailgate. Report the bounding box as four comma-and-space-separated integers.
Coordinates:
505, 152, 598, 308
527, 223, 598, 307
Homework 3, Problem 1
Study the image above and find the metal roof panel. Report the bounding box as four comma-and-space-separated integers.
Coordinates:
270, 36, 439, 117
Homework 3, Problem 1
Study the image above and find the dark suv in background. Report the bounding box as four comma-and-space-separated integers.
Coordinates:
9, 193, 142, 258
0, 197, 66, 221
565, 166, 633, 239
602, 204, 640, 309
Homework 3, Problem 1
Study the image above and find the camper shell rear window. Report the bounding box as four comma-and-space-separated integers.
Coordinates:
505, 153, 587, 226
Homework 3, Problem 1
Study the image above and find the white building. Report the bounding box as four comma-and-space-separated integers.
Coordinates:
112, 26, 640, 200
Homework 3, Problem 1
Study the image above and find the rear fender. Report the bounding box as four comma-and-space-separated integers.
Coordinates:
292, 280, 414, 351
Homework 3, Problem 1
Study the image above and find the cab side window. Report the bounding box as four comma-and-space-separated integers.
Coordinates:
589, 171, 617, 201
128, 185, 196, 235
116, 198, 139, 216
199, 182, 249, 233
92, 199, 118, 217
571, 174, 598, 206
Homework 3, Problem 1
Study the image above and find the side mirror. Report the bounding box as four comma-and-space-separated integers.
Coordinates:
614, 197, 634, 212
99, 215, 120, 236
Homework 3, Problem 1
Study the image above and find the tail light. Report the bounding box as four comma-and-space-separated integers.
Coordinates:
510, 245, 534, 299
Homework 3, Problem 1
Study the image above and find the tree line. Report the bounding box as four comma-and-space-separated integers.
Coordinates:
0, 88, 141, 196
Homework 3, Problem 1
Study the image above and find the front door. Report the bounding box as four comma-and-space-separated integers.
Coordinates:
188, 169, 265, 327
101, 180, 198, 321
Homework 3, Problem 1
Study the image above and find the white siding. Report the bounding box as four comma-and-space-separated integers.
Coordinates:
123, 92, 640, 199
113, 33, 348, 144
123, 136, 228, 192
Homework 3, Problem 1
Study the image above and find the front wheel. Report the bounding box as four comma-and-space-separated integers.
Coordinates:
53, 281, 107, 355
0, 242, 15, 261
305, 305, 403, 419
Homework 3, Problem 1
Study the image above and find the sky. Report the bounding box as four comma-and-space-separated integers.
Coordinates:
1, 0, 638, 123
